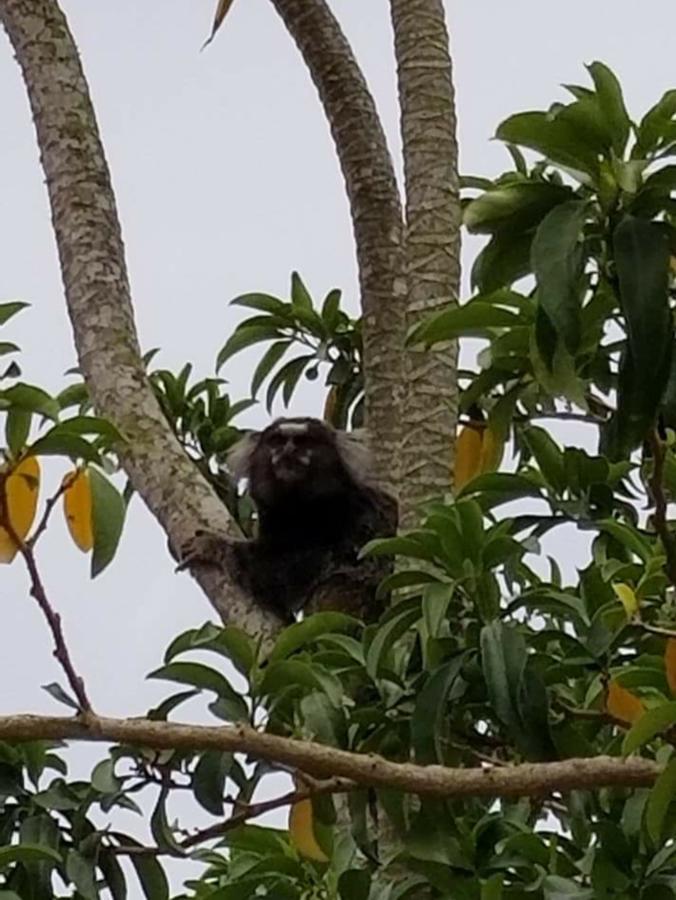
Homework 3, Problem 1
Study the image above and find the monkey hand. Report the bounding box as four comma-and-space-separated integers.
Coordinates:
175, 529, 231, 572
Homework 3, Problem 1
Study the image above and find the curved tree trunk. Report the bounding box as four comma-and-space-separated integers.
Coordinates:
0, 0, 283, 643
390, 0, 462, 528
269, 0, 406, 498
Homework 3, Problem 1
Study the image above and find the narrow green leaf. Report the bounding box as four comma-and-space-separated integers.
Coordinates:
463, 182, 573, 234
30, 432, 101, 464
5, 407, 31, 457
216, 325, 281, 372
0, 301, 29, 326
269, 613, 358, 663
0, 844, 62, 867
409, 302, 520, 347
412, 657, 465, 764
150, 787, 184, 856
366, 603, 422, 680
587, 61, 631, 156
250, 340, 292, 398
523, 426, 566, 493
623, 701, 676, 755
496, 110, 600, 176
637, 89, 676, 154
531, 201, 587, 355
3, 383, 59, 421
230, 292, 288, 315
49, 416, 123, 443
290, 271, 313, 310
193, 750, 232, 816
66, 849, 98, 900
646, 758, 676, 844
265, 355, 314, 412
147, 662, 248, 718
90, 468, 126, 577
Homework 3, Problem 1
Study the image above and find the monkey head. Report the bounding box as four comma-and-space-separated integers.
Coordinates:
228, 417, 370, 509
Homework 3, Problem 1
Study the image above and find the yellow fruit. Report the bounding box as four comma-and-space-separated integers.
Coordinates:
454, 423, 484, 492
606, 679, 645, 724
479, 425, 505, 474
288, 798, 329, 863
0, 456, 40, 563
63, 469, 93, 553
665, 639, 676, 696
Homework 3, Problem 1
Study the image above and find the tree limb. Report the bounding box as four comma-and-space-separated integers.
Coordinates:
390, 0, 461, 525
0, 713, 660, 799
268, 0, 406, 495
0, 0, 283, 642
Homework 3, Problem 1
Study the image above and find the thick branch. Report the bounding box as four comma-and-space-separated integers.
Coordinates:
390, 0, 461, 526
0, 713, 660, 799
0, 0, 282, 641
268, 0, 406, 495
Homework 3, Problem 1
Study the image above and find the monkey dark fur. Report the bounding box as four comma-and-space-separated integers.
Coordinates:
180, 417, 397, 622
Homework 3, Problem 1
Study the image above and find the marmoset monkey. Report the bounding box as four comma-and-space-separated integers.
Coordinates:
180, 417, 397, 622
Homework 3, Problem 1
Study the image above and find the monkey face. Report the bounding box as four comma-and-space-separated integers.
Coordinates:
248, 418, 349, 505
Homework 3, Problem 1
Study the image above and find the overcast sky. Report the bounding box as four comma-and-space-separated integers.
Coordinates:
0, 0, 674, 895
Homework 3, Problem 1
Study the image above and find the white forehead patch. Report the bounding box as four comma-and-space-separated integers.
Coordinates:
277, 422, 308, 435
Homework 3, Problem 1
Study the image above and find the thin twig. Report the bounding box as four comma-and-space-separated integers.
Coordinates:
647, 430, 676, 587
0, 476, 92, 712
636, 621, 676, 640
28, 480, 69, 548
112, 776, 355, 857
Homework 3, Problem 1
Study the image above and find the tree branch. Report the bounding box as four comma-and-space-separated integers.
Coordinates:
268, 0, 406, 495
647, 429, 676, 586
0, 0, 283, 643
390, 0, 462, 525
0, 713, 660, 799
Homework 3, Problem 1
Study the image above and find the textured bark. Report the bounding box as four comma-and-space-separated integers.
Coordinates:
0, 713, 661, 799
391, 0, 461, 527
269, 0, 406, 497
0, 0, 283, 643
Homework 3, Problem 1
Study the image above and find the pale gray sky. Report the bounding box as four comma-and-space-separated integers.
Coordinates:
0, 1, 673, 895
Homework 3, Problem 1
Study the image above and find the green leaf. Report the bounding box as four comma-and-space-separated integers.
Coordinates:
623, 701, 676, 755
129, 851, 169, 900
90, 468, 126, 577
290, 271, 313, 312
522, 426, 566, 493
321, 289, 342, 329
41, 682, 80, 711
637, 89, 676, 154
250, 340, 292, 398
216, 325, 282, 372
0, 301, 29, 326
409, 302, 520, 347
471, 230, 533, 293
338, 870, 372, 900
531, 201, 587, 355
265, 355, 314, 412
5, 407, 31, 458
0, 844, 62, 867
412, 657, 465, 764
230, 292, 288, 315
193, 750, 232, 816
259, 660, 342, 705
646, 758, 676, 844
603, 217, 671, 458
587, 61, 631, 156
366, 600, 422, 680
48, 416, 123, 443
29, 431, 101, 464
98, 849, 127, 900
147, 662, 248, 720
151, 787, 184, 856
463, 182, 573, 234
91, 758, 120, 794
66, 849, 98, 900
2, 383, 59, 421
496, 110, 601, 176
269, 613, 359, 663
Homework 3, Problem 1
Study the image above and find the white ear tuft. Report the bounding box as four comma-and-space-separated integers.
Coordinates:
335, 429, 373, 485
227, 432, 258, 481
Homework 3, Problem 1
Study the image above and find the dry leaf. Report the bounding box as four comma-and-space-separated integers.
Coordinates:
454, 423, 484, 492
612, 582, 639, 619
0, 456, 40, 563
288, 798, 329, 863
63, 469, 93, 553
606, 679, 645, 724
